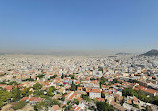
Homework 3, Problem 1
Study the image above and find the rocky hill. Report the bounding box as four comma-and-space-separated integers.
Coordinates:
141, 49, 158, 56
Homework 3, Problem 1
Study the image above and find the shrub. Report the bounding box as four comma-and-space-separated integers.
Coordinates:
12, 100, 26, 110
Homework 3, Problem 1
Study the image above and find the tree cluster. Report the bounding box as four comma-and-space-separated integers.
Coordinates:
96, 102, 114, 111
12, 100, 26, 110
122, 87, 158, 105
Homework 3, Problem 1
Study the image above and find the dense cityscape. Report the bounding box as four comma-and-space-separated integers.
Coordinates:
0, 50, 158, 111
1, 0, 158, 111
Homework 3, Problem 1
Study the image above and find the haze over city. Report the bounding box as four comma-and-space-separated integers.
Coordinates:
1, 1, 158, 111
0, 0, 158, 55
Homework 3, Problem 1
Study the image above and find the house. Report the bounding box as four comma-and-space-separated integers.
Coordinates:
22, 96, 44, 105
77, 87, 83, 91
134, 85, 158, 96
73, 103, 86, 111
4, 85, 13, 92
133, 96, 139, 105
123, 103, 139, 111
95, 98, 105, 102
89, 89, 101, 99
110, 101, 127, 111
106, 94, 114, 103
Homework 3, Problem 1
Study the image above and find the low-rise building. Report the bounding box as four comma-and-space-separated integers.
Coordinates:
89, 89, 101, 99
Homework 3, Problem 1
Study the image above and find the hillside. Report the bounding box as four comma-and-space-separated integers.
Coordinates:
141, 49, 158, 56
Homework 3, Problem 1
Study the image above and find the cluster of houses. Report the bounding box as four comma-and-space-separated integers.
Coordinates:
0, 55, 158, 110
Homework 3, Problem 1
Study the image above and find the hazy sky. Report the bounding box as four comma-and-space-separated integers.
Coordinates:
0, 0, 158, 54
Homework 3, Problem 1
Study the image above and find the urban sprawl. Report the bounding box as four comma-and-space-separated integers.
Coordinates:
0, 55, 158, 111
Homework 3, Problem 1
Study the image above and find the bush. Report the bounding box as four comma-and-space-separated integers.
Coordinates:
49, 75, 57, 80
22, 78, 34, 81
33, 83, 42, 90
7, 81, 18, 85
12, 101, 26, 110
88, 106, 95, 110
36, 74, 45, 79
122, 87, 158, 105
101, 92, 105, 98
81, 94, 90, 101
96, 102, 114, 111
71, 81, 77, 91
74, 99, 79, 105
47, 86, 56, 96
0, 89, 12, 108
0, 101, 3, 108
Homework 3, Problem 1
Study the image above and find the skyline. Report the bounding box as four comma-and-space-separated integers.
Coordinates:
0, 0, 158, 54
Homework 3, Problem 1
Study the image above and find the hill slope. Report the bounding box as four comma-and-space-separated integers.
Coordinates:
141, 49, 158, 56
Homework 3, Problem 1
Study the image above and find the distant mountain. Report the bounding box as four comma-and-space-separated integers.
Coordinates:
141, 49, 158, 56
116, 52, 131, 55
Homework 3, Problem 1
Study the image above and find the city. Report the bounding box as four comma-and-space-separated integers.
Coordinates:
0, 0, 158, 111
0, 51, 158, 111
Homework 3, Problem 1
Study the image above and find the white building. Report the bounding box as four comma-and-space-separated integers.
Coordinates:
89, 89, 101, 99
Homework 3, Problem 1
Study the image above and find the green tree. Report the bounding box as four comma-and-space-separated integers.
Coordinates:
11, 85, 21, 102
100, 76, 106, 84
16, 85, 21, 101
12, 100, 26, 110
81, 94, 90, 102
49, 75, 57, 80
74, 99, 79, 105
21, 87, 32, 97
0, 101, 3, 108
132, 104, 139, 108
64, 105, 72, 111
122, 87, 134, 97
101, 92, 105, 98
96, 102, 114, 111
34, 101, 47, 111
7, 81, 18, 85
60, 95, 65, 101
33, 83, 42, 90
83, 88, 86, 91
67, 100, 71, 105
36, 74, 45, 79
122, 87, 154, 104
71, 81, 76, 91
88, 106, 96, 110
113, 79, 119, 83
0, 80, 7, 84
33, 90, 44, 97
22, 78, 34, 81
61, 74, 64, 79
100, 76, 107, 88
34, 98, 61, 111
47, 86, 56, 96
71, 74, 75, 79
90, 78, 96, 81
0, 88, 12, 108
152, 96, 158, 105
100, 82, 102, 88
51, 99, 61, 106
